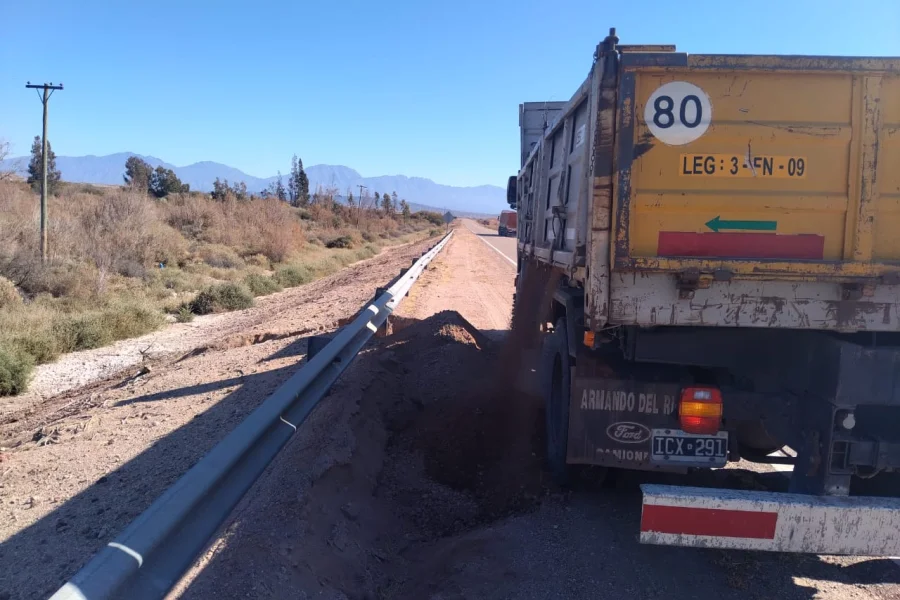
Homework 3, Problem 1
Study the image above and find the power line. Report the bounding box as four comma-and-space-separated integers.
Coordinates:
25, 81, 64, 263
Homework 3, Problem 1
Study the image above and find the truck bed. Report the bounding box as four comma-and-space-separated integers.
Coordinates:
514, 45, 900, 332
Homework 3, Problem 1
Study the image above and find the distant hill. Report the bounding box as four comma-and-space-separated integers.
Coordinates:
0, 152, 506, 215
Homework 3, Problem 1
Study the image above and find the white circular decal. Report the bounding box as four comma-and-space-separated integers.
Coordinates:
644, 81, 712, 146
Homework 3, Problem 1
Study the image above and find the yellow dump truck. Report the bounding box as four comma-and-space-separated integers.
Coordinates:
511, 29, 900, 554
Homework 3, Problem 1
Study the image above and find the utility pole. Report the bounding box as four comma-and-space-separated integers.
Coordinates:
25, 81, 64, 263
356, 184, 367, 228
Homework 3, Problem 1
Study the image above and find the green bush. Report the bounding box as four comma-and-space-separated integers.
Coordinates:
274, 265, 312, 287
354, 245, 377, 261
102, 304, 164, 340
11, 333, 60, 364
417, 211, 445, 226
0, 346, 34, 396
53, 315, 108, 352
52, 304, 165, 353
243, 273, 283, 297
188, 291, 215, 315
326, 235, 354, 249
189, 282, 254, 315
176, 306, 194, 323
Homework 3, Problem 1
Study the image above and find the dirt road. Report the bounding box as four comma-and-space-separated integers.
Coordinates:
3, 223, 900, 600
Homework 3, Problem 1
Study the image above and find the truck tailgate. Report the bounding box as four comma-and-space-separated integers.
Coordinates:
613, 56, 900, 281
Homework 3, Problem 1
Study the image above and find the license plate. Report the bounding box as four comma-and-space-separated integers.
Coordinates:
650, 429, 728, 466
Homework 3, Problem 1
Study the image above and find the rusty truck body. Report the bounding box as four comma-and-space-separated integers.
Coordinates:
510, 29, 900, 554
499, 210, 518, 237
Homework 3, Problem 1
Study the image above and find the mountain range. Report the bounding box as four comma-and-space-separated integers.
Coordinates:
0, 152, 506, 215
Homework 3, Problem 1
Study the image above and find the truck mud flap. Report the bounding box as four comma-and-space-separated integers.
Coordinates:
640, 484, 900, 555
568, 376, 682, 470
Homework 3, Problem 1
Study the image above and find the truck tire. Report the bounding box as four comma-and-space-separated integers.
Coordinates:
543, 318, 573, 485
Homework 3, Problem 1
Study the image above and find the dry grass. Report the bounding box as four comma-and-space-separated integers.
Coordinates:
0, 181, 440, 396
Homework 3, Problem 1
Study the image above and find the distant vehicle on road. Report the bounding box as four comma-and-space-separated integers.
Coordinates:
498, 210, 517, 237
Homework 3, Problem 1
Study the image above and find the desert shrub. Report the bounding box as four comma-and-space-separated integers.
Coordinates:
117, 260, 147, 279
19, 262, 95, 299
243, 273, 282, 296
176, 306, 194, 323
189, 282, 254, 315
163, 195, 220, 240
52, 315, 108, 352
9, 333, 59, 364
75, 184, 106, 196
197, 244, 245, 269
147, 222, 190, 267
416, 211, 444, 226
209, 282, 254, 311
75, 190, 158, 291
244, 254, 271, 269
0, 346, 33, 396
208, 268, 242, 281
152, 268, 193, 292
52, 304, 164, 353
354, 245, 377, 261
326, 235, 354, 249
0, 276, 21, 309
361, 231, 375, 243
100, 303, 165, 341
274, 265, 312, 287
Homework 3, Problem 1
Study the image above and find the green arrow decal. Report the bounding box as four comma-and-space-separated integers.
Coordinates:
705, 216, 777, 232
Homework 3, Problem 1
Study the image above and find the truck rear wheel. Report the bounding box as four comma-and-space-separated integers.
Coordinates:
543, 318, 574, 485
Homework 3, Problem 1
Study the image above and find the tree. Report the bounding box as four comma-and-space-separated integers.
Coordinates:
400, 199, 411, 218
149, 166, 189, 198
124, 156, 153, 191
27, 135, 61, 194
230, 180, 248, 201
298, 159, 309, 206
0, 139, 13, 182
391, 191, 399, 207
212, 177, 230, 200
380, 193, 393, 214
274, 172, 287, 202
287, 155, 299, 204
287, 154, 310, 206
346, 191, 354, 207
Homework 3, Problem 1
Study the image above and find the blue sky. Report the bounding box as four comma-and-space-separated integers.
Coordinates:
2, 0, 898, 188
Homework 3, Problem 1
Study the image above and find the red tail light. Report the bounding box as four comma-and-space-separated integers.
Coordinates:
679, 387, 723, 434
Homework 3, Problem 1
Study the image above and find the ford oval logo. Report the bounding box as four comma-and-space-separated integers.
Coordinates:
606, 421, 650, 444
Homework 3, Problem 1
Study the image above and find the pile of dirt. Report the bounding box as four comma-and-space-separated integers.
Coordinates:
180, 310, 552, 599
377, 310, 549, 531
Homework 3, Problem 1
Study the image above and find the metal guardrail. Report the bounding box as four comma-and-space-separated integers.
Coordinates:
51, 232, 454, 600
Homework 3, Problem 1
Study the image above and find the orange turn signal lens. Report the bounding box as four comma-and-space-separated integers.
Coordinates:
583, 331, 595, 347
679, 387, 722, 434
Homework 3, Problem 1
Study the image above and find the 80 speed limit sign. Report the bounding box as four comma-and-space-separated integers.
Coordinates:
644, 81, 712, 145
